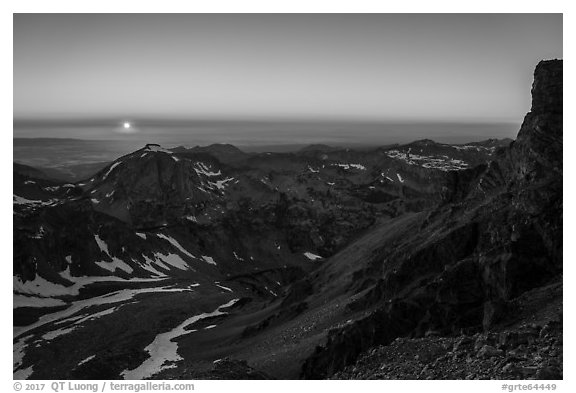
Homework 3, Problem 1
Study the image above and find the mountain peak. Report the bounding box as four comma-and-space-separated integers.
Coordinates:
509, 59, 562, 181
144, 143, 161, 149
410, 139, 438, 146
181, 143, 247, 163
143, 144, 173, 153
531, 59, 562, 115
203, 143, 245, 153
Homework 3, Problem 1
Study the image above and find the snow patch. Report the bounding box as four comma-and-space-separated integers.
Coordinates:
95, 257, 134, 274
452, 144, 494, 152
44, 307, 119, 341
201, 255, 217, 266
209, 177, 235, 190
332, 163, 366, 170
13, 335, 32, 377
157, 234, 196, 260
14, 275, 73, 298
78, 355, 96, 366
386, 149, 469, 171
14, 284, 188, 339
14, 365, 33, 379
13, 295, 66, 309
303, 252, 323, 261
94, 235, 109, 254
139, 256, 168, 277
121, 298, 239, 380
215, 283, 233, 293
13, 195, 51, 206
194, 162, 221, 177
155, 253, 190, 270
102, 162, 121, 180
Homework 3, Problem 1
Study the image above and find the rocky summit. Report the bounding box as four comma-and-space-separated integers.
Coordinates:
13, 60, 562, 380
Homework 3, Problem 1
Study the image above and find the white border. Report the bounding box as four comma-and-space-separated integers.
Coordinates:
3, 2, 571, 392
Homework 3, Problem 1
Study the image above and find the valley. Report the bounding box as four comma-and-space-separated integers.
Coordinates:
13, 60, 562, 380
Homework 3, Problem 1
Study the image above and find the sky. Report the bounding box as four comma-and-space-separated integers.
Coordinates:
13, 13, 562, 141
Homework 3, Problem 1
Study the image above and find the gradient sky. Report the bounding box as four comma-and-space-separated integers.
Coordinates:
14, 14, 562, 125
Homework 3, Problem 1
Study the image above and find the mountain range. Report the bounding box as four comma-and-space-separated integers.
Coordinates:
13, 60, 562, 380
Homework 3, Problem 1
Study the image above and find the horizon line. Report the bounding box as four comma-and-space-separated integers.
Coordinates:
14, 117, 520, 127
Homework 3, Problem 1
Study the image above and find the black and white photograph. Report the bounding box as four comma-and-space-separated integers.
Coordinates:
11, 10, 564, 383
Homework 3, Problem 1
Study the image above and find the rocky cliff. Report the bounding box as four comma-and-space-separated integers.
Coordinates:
301, 59, 562, 379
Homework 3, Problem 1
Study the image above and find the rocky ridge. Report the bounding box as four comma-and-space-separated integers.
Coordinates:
300, 59, 562, 379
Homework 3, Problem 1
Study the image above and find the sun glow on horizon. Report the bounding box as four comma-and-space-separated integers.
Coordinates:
115, 121, 138, 134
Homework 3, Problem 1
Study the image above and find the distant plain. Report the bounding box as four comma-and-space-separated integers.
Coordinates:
14, 121, 519, 170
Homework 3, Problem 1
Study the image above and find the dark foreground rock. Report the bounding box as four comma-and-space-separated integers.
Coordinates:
332, 318, 562, 380
177, 358, 273, 380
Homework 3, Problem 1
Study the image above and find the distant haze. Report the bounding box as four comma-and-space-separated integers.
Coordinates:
13, 120, 519, 147
14, 14, 562, 143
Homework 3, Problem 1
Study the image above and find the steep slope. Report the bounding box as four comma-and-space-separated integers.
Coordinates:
298, 59, 562, 379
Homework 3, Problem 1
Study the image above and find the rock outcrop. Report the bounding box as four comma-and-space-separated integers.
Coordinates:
301, 60, 562, 379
